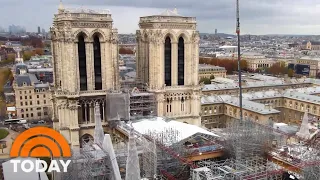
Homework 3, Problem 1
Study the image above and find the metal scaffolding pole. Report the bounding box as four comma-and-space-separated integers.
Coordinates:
236, 0, 243, 122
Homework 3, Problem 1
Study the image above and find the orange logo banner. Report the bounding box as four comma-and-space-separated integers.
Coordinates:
10, 127, 71, 158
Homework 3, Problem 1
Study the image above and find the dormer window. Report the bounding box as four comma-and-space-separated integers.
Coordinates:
36, 89, 39, 92
23, 82, 27, 86
42, 88, 45, 92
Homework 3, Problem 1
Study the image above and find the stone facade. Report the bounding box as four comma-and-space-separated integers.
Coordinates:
14, 85, 52, 120
136, 11, 201, 126
50, 6, 119, 146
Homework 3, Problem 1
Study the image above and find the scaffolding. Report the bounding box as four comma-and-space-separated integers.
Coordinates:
223, 119, 287, 160
55, 103, 121, 180
115, 121, 158, 179
107, 81, 157, 122
54, 138, 115, 180
192, 156, 283, 180
106, 92, 130, 121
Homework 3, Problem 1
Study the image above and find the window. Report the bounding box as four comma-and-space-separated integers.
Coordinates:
29, 90, 31, 93
37, 95, 39, 98
26, 109, 28, 112
43, 94, 46, 98
30, 101, 32, 105
164, 36, 172, 86
20, 96, 22, 100
37, 101, 40, 105
44, 100, 46, 104
24, 91, 26, 94
30, 108, 33, 111
37, 107, 41, 110
22, 114, 24, 118
26, 114, 29, 118
37, 112, 41, 117
25, 102, 28, 105
44, 112, 48, 116
78, 34, 88, 91
25, 96, 27, 99
20, 102, 23, 106
178, 37, 185, 85
93, 35, 102, 90
31, 113, 33, 117
181, 98, 185, 112
29, 96, 32, 99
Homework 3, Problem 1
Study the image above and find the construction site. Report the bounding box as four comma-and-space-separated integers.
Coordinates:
48, 78, 320, 180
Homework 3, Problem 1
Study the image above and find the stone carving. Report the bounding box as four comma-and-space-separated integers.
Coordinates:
71, 22, 111, 28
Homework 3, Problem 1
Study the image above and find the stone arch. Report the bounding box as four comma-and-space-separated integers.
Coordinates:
177, 30, 190, 43
80, 133, 94, 147
73, 29, 90, 42
162, 30, 177, 43
89, 29, 107, 42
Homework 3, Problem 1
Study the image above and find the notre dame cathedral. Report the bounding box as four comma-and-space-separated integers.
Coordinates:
50, 2, 201, 146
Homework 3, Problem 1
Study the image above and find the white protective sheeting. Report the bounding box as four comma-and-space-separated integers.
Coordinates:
131, 117, 219, 143
2, 157, 48, 180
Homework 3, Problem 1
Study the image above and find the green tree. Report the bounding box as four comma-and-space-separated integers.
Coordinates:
199, 77, 211, 84
7, 53, 16, 62
209, 75, 215, 80
23, 51, 34, 61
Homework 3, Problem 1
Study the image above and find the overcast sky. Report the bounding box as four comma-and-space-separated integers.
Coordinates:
1, 0, 320, 35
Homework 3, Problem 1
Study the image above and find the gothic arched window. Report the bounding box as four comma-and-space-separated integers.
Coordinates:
78, 34, 87, 91
181, 97, 185, 112
93, 35, 102, 90
164, 36, 172, 86
178, 37, 185, 85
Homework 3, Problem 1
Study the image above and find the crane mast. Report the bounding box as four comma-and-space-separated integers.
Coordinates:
236, 0, 243, 122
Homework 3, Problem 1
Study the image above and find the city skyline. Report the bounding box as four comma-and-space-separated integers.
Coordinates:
1, 0, 320, 35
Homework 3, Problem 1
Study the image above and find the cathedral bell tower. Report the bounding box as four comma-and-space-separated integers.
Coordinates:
136, 9, 201, 125
50, 6, 119, 146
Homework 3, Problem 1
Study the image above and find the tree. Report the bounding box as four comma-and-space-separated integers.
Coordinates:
7, 53, 16, 62
119, 48, 134, 54
199, 57, 248, 75
209, 75, 215, 80
199, 77, 211, 84
23, 51, 34, 61
288, 69, 294, 77
34, 48, 44, 55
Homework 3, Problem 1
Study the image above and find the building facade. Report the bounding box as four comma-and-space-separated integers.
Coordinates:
198, 64, 226, 80
51, 5, 119, 146
136, 9, 201, 125
13, 74, 52, 121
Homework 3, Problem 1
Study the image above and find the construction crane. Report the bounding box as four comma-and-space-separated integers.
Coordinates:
236, 0, 243, 122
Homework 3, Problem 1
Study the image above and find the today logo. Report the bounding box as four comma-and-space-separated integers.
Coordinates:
9, 127, 71, 173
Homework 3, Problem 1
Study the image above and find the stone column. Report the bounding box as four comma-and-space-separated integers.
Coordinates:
85, 41, 94, 91
100, 42, 106, 90
171, 42, 178, 86
149, 42, 154, 89
70, 130, 80, 147
90, 104, 94, 123
144, 42, 149, 83
84, 103, 88, 124
65, 42, 74, 92
184, 42, 191, 86
104, 41, 111, 90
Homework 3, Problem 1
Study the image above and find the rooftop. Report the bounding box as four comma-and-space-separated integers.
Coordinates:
201, 95, 280, 115
15, 74, 39, 87
132, 117, 219, 145
198, 64, 226, 71
299, 56, 320, 61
